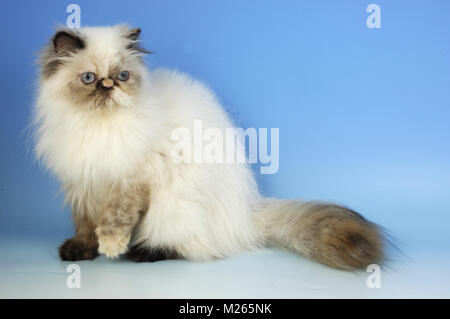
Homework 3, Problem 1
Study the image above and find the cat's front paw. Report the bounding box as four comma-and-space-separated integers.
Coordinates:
96, 230, 130, 259
59, 238, 99, 261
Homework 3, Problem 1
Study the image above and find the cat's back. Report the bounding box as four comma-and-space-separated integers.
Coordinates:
148, 68, 215, 101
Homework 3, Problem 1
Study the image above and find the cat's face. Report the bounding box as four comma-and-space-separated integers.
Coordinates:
40, 25, 149, 110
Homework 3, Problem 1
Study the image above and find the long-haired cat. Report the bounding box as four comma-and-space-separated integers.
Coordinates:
34, 25, 385, 269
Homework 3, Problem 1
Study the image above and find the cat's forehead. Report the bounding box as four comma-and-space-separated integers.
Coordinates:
76, 26, 132, 72
73, 53, 122, 76
82, 27, 128, 57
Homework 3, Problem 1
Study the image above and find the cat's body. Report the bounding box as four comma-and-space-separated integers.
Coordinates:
34, 25, 385, 269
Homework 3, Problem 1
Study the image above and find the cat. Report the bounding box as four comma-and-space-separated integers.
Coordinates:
33, 25, 386, 269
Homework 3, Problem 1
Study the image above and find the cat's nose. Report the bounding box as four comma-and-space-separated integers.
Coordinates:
99, 78, 114, 90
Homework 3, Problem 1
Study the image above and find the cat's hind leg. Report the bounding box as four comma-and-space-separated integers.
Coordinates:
126, 245, 180, 262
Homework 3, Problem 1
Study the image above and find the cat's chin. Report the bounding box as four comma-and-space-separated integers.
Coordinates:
90, 95, 119, 110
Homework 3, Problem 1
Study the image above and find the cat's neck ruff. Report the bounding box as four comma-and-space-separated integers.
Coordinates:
35, 88, 159, 191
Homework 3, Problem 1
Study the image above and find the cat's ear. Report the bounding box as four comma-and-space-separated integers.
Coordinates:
127, 28, 142, 41
52, 30, 85, 53
126, 27, 152, 54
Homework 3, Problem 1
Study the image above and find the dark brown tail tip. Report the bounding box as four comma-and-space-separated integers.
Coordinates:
313, 208, 389, 270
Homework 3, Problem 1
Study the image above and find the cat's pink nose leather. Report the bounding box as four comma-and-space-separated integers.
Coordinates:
101, 79, 114, 88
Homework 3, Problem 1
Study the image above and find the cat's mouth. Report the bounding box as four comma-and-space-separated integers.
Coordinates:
90, 89, 117, 108
99, 89, 113, 98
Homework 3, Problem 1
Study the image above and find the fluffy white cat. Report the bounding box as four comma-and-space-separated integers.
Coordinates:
34, 25, 385, 269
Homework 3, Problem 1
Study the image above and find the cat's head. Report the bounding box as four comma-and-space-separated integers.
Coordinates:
39, 25, 150, 110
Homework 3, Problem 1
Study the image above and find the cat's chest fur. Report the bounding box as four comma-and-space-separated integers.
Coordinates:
38, 105, 154, 187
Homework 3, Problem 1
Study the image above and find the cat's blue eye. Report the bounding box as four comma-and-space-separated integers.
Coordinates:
81, 72, 96, 84
117, 71, 129, 81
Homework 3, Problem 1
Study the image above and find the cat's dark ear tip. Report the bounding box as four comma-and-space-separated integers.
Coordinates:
52, 30, 69, 45
52, 29, 84, 53
128, 28, 142, 41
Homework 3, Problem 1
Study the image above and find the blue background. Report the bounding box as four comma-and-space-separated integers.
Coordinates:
1, 0, 449, 257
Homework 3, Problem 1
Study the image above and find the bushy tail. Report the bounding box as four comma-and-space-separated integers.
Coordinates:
253, 199, 386, 270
